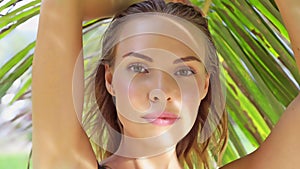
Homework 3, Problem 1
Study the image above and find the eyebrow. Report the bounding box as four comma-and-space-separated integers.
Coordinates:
122, 52, 153, 62
173, 56, 202, 64
122, 52, 202, 64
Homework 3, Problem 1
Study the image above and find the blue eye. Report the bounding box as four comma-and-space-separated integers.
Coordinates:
174, 68, 196, 76
128, 63, 149, 73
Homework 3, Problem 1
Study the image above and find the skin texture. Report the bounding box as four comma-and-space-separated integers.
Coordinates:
32, 1, 144, 169
32, 1, 91, 169
275, 0, 300, 69
32, 0, 300, 169
101, 34, 209, 168
109, 35, 208, 139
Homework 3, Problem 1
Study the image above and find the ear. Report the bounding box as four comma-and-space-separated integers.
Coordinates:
104, 64, 115, 96
200, 73, 210, 100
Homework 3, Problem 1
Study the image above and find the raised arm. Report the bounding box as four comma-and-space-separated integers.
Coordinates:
275, 0, 300, 69
32, 0, 141, 168
222, 1, 300, 169
249, 1, 300, 168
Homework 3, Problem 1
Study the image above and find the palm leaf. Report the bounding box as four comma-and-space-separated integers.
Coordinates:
207, 0, 299, 164
0, 0, 299, 168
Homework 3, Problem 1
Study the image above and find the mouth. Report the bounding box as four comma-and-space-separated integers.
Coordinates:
141, 112, 180, 126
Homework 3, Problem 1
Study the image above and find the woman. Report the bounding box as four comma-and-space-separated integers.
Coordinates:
32, 0, 300, 169
82, 2, 227, 168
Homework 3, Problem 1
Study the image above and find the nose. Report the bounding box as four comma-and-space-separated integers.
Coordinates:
149, 89, 171, 102
148, 69, 179, 102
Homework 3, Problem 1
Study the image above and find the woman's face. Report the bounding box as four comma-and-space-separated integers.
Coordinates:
105, 34, 209, 143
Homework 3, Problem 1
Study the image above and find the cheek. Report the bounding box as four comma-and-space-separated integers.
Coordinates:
113, 75, 129, 99
112, 72, 136, 117
180, 89, 201, 122
179, 76, 202, 102
112, 71, 151, 123
197, 73, 209, 99
128, 76, 150, 112
178, 75, 205, 119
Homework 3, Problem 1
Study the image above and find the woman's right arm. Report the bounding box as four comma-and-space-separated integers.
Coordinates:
32, 1, 141, 169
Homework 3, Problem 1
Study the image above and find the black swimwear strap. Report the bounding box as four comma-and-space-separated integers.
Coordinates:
98, 162, 111, 169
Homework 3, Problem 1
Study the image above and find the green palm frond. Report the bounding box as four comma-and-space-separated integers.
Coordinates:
206, 0, 299, 164
0, 0, 299, 167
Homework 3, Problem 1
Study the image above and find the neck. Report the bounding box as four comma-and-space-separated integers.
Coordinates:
110, 148, 182, 169
132, 148, 182, 169
107, 136, 182, 169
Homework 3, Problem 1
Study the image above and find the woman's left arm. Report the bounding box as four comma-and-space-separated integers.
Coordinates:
275, 0, 300, 68
222, 1, 300, 169
250, 1, 300, 168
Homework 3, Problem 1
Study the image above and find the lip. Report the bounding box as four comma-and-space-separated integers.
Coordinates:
142, 112, 180, 126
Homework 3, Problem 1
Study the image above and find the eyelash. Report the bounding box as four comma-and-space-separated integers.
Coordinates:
127, 63, 196, 76
174, 67, 196, 76
128, 63, 149, 73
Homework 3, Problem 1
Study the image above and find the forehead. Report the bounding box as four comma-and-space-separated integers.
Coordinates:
109, 13, 208, 63
115, 34, 199, 60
